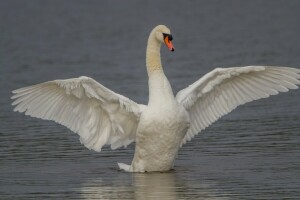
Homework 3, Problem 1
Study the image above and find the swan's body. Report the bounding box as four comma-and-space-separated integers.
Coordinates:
12, 25, 300, 172
131, 71, 190, 172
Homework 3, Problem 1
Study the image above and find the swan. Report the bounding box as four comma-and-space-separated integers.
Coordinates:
11, 25, 300, 172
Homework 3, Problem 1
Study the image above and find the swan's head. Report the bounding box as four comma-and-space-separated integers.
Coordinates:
154, 25, 175, 52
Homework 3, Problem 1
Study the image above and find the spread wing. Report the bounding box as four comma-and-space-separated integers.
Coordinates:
12, 76, 145, 151
176, 66, 300, 146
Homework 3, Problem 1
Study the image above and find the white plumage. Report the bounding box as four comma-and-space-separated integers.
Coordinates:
176, 66, 300, 146
12, 25, 300, 172
12, 76, 144, 151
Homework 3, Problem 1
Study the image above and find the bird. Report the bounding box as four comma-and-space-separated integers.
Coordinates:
11, 25, 300, 172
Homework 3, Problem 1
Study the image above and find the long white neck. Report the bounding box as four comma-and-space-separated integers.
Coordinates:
146, 29, 175, 106
146, 30, 163, 75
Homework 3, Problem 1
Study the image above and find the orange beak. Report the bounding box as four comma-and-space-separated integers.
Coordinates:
164, 36, 175, 52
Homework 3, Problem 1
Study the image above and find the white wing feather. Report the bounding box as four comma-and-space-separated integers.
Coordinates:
11, 76, 145, 151
176, 66, 300, 146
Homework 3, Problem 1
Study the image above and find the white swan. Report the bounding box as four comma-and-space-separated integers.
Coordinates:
11, 25, 300, 172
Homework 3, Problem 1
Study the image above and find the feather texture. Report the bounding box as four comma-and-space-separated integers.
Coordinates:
176, 66, 300, 146
12, 76, 144, 151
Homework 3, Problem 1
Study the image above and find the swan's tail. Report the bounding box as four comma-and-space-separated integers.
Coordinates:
118, 163, 132, 172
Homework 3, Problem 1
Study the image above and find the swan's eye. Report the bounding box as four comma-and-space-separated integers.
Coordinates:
163, 33, 173, 41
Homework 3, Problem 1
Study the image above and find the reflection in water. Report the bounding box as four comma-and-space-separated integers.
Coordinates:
80, 173, 180, 200
133, 172, 178, 200
79, 171, 227, 200
79, 177, 134, 199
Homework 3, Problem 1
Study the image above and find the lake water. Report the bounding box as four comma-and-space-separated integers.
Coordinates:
1, 0, 300, 199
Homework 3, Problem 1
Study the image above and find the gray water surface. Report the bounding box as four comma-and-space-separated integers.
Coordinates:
1, 0, 300, 199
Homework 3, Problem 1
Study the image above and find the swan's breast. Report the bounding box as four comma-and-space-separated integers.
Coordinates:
132, 104, 189, 172
139, 102, 189, 135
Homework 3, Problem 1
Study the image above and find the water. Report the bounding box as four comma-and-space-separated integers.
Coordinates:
1, 0, 300, 199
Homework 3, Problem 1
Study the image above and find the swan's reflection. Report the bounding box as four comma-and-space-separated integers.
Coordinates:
79, 170, 226, 200
79, 171, 180, 200
133, 172, 179, 200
